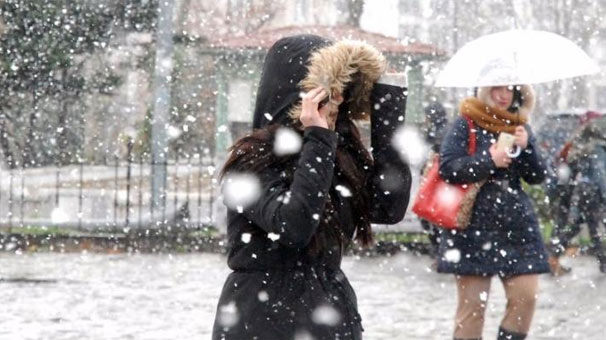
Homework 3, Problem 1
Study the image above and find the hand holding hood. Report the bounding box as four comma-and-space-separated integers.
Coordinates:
252, 34, 386, 130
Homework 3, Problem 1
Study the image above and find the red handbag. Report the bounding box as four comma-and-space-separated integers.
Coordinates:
412, 116, 484, 229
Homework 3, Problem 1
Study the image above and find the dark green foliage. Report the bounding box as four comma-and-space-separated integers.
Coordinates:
0, 0, 157, 167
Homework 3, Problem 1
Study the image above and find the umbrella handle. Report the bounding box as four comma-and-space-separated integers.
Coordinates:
507, 146, 522, 158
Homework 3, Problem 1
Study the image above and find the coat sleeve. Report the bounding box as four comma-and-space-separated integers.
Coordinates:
238, 126, 338, 248
439, 117, 496, 184
512, 125, 547, 185
367, 83, 412, 224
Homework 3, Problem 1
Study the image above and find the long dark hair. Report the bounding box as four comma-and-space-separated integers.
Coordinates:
220, 116, 374, 252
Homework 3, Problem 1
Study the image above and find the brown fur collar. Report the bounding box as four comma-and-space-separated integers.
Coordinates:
288, 40, 386, 122
456, 181, 484, 229
460, 97, 529, 134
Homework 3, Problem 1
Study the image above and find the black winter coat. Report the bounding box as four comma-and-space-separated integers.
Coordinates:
212, 35, 411, 340
437, 116, 550, 277
212, 84, 410, 340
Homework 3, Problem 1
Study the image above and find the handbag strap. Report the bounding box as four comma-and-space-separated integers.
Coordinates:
463, 116, 476, 155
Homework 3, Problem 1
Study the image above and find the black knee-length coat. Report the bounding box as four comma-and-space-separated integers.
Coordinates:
212, 35, 411, 340
436, 116, 550, 277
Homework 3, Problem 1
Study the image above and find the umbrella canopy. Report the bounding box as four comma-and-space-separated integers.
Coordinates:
435, 30, 600, 88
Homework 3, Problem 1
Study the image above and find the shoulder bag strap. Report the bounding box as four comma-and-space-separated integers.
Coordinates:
463, 116, 476, 155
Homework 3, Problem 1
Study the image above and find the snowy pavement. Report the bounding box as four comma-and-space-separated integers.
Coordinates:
1, 252, 604, 339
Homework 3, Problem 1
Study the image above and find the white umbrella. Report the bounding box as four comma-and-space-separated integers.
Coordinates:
435, 30, 600, 88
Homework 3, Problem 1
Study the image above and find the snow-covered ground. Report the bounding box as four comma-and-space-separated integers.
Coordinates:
1, 252, 604, 339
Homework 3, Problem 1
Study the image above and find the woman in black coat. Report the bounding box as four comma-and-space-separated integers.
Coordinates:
211, 35, 411, 340
437, 85, 549, 340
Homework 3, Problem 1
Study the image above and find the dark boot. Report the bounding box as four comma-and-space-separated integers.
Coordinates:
497, 327, 526, 340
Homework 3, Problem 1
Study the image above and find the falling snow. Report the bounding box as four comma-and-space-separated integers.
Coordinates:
1, 1, 605, 339
335, 184, 352, 197
217, 301, 239, 328
444, 249, 461, 263
391, 126, 428, 166
274, 127, 303, 156
240, 232, 252, 244
222, 173, 261, 211
311, 305, 341, 326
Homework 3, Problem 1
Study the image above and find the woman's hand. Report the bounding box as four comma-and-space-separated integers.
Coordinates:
489, 143, 512, 168
514, 125, 529, 149
300, 87, 329, 130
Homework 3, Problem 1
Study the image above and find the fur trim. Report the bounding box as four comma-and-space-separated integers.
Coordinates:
477, 84, 535, 117
288, 40, 386, 122
456, 180, 485, 229
518, 84, 536, 116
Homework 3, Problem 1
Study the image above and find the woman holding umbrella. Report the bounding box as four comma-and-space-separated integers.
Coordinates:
432, 29, 600, 340
212, 34, 411, 340
437, 84, 549, 340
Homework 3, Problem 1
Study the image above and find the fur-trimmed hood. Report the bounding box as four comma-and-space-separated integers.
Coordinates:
290, 40, 386, 122
251, 34, 386, 130
477, 84, 536, 117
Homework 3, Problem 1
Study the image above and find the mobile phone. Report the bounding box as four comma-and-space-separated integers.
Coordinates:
497, 132, 515, 151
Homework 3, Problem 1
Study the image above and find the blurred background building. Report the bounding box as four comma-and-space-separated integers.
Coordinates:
0, 0, 604, 233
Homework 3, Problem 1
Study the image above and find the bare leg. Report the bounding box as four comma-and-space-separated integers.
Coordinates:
499, 274, 539, 335
454, 275, 492, 339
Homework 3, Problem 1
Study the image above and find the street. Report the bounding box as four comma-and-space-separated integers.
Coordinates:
1, 252, 604, 339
